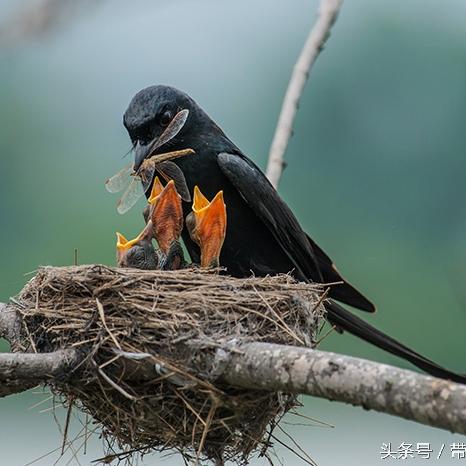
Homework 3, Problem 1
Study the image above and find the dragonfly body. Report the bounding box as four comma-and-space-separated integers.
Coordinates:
105, 149, 195, 214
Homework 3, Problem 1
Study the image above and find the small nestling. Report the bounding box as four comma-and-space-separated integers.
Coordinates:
186, 186, 227, 268
116, 222, 158, 270
148, 176, 186, 270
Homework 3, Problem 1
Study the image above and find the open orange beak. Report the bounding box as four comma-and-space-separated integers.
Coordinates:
148, 176, 165, 204
188, 186, 227, 268
148, 177, 183, 254
116, 222, 153, 263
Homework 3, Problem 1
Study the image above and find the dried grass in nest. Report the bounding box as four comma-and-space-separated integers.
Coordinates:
14, 265, 324, 465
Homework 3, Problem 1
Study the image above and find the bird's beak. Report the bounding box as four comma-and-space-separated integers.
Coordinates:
192, 185, 210, 211
134, 109, 189, 172
150, 179, 183, 254
116, 231, 136, 262
148, 176, 165, 204
116, 223, 153, 260
134, 141, 150, 174
116, 232, 134, 251
189, 187, 227, 268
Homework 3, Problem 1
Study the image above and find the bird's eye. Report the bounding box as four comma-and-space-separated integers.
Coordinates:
159, 111, 171, 127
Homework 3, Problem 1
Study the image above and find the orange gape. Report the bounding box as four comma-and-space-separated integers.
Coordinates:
116, 231, 136, 264
115, 220, 155, 268
188, 186, 227, 268
148, 177, 183, 254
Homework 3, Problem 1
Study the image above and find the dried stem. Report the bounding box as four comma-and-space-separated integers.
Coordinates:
266, 0, 342, 188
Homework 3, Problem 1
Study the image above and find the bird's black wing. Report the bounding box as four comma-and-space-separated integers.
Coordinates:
217, 152, 375, 312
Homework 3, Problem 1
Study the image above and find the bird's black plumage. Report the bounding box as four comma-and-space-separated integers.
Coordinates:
123, 85, 465, 383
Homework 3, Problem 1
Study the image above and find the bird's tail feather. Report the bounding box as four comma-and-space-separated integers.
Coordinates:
326, 300, 466, 384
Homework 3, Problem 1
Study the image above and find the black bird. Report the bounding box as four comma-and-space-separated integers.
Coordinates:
123, 84, 466, 383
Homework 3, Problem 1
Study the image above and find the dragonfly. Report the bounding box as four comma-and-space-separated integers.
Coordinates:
105, 109, 194, 214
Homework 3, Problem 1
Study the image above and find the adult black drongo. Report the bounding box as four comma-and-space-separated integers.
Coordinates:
123, 84, 465, 383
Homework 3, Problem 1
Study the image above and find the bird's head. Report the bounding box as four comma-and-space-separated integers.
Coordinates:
115, 222, 154, 268
124, 85, 197, 172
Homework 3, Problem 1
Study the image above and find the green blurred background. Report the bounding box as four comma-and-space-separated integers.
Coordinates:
1, 0, 465, 464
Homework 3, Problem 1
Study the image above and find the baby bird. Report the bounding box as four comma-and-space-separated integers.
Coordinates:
116, 221, 158, 269
186, 186, 227, 268
148, 177, 186, 270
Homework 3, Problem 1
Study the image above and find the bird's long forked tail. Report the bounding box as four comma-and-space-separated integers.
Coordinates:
326, 300, 466, 384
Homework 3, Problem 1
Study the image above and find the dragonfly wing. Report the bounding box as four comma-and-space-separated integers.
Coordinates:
105, 164, 133, 193
116, 177, 145, 214
139, 161, 156, 194
157, 161, 191, 202
151, 109, 189, 152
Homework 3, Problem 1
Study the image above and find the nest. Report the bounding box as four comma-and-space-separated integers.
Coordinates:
14, 265, 324, 465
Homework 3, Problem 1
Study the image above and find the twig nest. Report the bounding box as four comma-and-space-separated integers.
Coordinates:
15, 265, 324, 465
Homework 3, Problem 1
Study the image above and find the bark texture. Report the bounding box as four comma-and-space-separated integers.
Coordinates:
0, 348, 79, 397
220, 342, 466, 434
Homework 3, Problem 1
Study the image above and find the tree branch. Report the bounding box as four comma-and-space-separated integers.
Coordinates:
266, 0, 342, 188
1, 300, 465, 437
0, 349, 80, 398
218, 342, 466, 435
0, 303, 81, 397
0, 303, 21, 345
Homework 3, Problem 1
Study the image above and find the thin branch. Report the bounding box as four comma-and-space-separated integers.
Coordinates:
97, 365, 136, 401
266, 0, 342, 188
